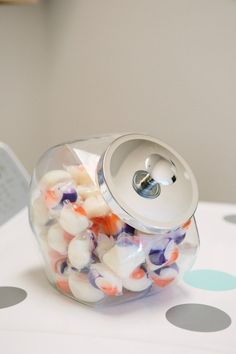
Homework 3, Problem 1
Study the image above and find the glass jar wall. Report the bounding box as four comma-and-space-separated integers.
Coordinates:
29, 135, 199, 306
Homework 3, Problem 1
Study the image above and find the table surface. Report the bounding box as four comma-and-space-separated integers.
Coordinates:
0, 201, 235, 354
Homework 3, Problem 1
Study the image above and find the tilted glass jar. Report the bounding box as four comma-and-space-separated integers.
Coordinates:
29, 134, 199, 306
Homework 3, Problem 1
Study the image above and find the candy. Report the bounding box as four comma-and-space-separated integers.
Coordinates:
43, 187, 62, 209
131, 267, 146, 279
122, 267, 152, 292
146, 238, 179, 271
149, 249, 166, 267
123, 224, 135, 236
60, 184, 78, 204
47, 224, 68, 255
91, 213, 124, 236
68, 231, 93, 270
54, 258, 69, 275
83, 194, 110, 218
89, 263, 122, 296
182, 219, 192, 230
151, 264, 179, 288
40, 170, 72, 190
145, 238, 169, 271
68, 272, 104, 303
56, 278, 71, 294
48, 207, 62, 219
59, 204, 89, 236
43, 182, 78, 210
164, 240, 180, 265
54, 259, 71, 293
169, 228, 186, 245
63, 231, 74, 243
48, 249, 66, 273
95, 234, 115, 261
77, 185, 99, 199
32, 196, 49, 225
102, 234, 145, 278
66, 165, 93, 185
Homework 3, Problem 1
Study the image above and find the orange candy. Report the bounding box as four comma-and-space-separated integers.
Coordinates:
91, 214, 123, 236
151, 276, 175, 288
56, 279, 70, 293
44, 189, 59, 208
166, 247, 179, 266
100, 286, 119, 296
182, 219, 192, 230
72, 204, 87, 216
131, 268, 146, 279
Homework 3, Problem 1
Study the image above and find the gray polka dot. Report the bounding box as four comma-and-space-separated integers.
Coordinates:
0, 287, 27, 309
166, 303, 231, 332
224, 214, 236, 224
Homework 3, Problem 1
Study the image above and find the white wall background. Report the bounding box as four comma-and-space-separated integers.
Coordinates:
1, 0, 236, 203
0, 2, 48, 171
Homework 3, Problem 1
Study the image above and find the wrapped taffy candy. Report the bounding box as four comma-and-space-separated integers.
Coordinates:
29, 134, 199, 306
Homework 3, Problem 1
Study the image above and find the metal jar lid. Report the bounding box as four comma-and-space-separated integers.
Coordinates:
97, 134, 198, 233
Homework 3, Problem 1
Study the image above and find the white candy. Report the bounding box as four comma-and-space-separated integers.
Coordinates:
95, 234, 115, 261
159, 266, 178, 279
47, 224, 68, 255
83, 194, 110, 218
90, 263, 122, 295
32, 196, 49, 225
40, 170, 72, 190
59, 206, 89, 236
68, 233, 92, 269
66, 165, 93, 185
77, 185, 99, 199
68, 273, 104, 303
122, 274, 152, 292
48, 207, 62, 219
103, 244, 146, 278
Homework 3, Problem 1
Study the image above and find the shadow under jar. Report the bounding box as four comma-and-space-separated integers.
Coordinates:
29, 133, 199, 306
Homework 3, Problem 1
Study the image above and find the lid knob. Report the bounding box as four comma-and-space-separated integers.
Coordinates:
132, 154, 177, 199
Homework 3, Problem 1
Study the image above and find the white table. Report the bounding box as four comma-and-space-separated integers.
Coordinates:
0, 202, 235, 354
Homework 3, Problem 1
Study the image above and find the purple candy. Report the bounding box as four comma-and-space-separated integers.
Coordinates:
60, 187, 77, 204
170, 229, 186, 245
149, 249, 166, 266
90, 232, 98, 248
123, 224, 135, 236
80, 266, 90, 274
57, 260, 68, 275
174, 233, 186, 244
116, 234, 134, 247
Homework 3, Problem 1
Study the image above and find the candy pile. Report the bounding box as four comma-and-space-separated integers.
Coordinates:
31, 165, 189, 304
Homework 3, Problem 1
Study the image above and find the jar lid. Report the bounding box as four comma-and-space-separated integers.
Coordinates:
97, 134, 198, 233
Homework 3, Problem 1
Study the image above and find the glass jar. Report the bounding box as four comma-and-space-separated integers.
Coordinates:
29, 134, 199, 306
